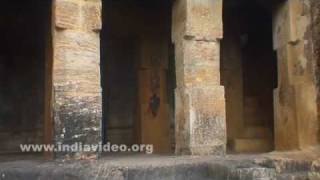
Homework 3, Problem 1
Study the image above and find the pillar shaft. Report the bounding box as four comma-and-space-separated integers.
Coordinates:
52, 0, 102, 159
172, 0, 226, 155
273, 0, 318, 150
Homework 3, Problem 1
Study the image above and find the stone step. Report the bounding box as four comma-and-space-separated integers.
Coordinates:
243, 126, 273, 139
277, 172, 320, 180
230, 138, 274, 153
256, 158, 314, 174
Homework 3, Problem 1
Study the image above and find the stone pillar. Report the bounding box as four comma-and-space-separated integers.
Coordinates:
172, 0, 226, 155
273, 0, 318, 150
52, 0, 102, 159
310, 0, 320, 145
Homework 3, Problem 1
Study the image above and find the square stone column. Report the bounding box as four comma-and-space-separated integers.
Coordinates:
273, 0, 318, 150
52, 0, 102, 159
172, 0, 226, 155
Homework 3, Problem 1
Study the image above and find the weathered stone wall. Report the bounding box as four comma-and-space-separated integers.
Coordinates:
53, 0, 102, 159
31, 0, 320, 159
172, 0, 226, 155
310, 0, 320, 144
273, 0, 319, 150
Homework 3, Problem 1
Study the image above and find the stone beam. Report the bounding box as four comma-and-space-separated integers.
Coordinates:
52, 0, 102, 159
172, 0, 226, 155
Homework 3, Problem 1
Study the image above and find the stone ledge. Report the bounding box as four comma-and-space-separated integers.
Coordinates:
0, 153, 319, 180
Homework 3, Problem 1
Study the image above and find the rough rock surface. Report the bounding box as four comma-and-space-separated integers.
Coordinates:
0, 149, 319, 180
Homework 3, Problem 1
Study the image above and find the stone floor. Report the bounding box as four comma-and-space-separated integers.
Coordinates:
0, 147, 320, 180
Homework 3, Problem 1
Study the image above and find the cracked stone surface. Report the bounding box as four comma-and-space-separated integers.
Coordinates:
0, 148, 319, 180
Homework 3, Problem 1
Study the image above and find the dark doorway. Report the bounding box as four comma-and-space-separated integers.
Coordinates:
221, 0, 278, 153
101, 0, 175, 153
0, 0, 52, 154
